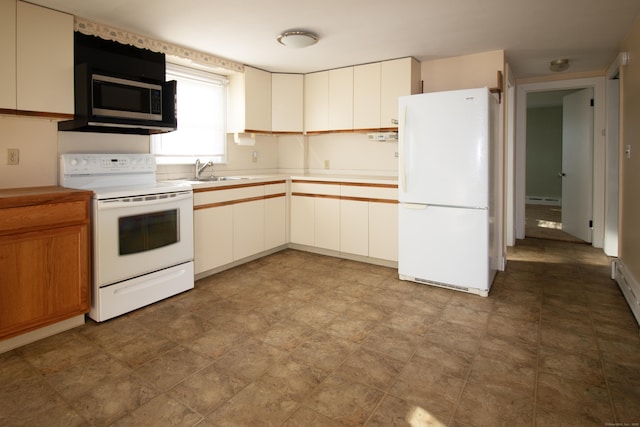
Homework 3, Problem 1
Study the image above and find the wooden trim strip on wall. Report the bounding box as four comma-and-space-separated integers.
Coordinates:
194, 193, 286, 210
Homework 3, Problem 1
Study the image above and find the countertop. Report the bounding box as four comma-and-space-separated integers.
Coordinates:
164, 174, 398, 189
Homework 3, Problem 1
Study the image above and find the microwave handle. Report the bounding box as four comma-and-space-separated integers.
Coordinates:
163, 80, 178, 126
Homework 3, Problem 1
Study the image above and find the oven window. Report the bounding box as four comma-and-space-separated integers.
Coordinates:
119, 209, 178, 255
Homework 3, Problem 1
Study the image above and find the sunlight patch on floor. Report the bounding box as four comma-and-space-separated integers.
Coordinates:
407, 406, 447, 426
536, 219, 563, 230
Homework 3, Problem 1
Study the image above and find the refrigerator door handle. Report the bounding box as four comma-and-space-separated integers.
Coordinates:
399, 105, 407, 192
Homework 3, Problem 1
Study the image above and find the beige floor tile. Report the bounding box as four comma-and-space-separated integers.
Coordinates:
206, 382, 299, 426
168, 361, 250, 415
135, 345, 212, 391
110, 394, 202, 426
536, 372, 613, 425
2, 240, 636, 426
333, 347, 405, 391
304, 374, 384, 426
367, 394, 449, 427
453, 380, 533, 427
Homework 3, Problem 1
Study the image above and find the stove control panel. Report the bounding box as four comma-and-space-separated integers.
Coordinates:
61, 154, 156, 175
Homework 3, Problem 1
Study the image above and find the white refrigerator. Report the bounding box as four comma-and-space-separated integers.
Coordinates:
397, 87, 500, 296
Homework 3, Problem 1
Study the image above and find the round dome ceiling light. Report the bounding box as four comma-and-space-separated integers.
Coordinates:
277, 31, 319, 48
549, 59, 570, 72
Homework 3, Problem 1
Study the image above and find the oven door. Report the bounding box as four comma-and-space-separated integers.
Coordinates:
93, 190, 193, 287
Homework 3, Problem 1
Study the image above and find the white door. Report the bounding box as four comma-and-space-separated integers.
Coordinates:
398, 88, 490, 208
561, 88, 593, 243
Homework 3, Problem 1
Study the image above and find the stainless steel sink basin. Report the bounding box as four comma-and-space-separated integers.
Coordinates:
178, 176, 249, 183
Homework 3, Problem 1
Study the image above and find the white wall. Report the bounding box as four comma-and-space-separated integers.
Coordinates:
305, 133, 398, 176
0, 115, 58, 189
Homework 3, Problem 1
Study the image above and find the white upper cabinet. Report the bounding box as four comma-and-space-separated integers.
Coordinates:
304, 71, 329, 132
353, 57, 421, 130
228, 65, 272, 133
0, 0, 16, 109
353, 62, 381, 130
1, 1, 73, 114
380, 57, 421, 128
272, 73, 303, 133
328, 67, 353, 131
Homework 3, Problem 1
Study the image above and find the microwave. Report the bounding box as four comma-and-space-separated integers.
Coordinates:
92, 74, 163, 121
59, 63, 177, 134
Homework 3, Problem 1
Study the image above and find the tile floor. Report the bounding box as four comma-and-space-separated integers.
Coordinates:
1, 238, 640, 426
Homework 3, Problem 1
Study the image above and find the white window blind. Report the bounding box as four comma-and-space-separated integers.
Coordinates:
152, 62, 228, 164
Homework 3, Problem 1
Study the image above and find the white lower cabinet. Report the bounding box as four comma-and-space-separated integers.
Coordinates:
194, 180, 287, 276
194, 205, 233, 274
265, 196, 286, 249
290, 195, 315, 246
315, 197, 340, 251
340, 199, 369, 256
290, 180, 398, 262
369, 202, 398, 261
233, 199, 265, 260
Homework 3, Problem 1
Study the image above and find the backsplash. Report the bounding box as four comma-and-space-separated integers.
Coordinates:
1, 115, 398, 189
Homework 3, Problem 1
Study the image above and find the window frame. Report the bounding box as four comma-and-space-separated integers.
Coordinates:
151, 62, 229, 165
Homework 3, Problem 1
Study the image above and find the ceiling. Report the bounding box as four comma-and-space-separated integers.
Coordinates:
28, 0, 640, 79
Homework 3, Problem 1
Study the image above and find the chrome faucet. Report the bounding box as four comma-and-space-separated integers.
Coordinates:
195, 159, 213, 179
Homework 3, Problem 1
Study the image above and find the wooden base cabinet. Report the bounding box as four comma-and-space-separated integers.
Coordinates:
0, 187, 91, 340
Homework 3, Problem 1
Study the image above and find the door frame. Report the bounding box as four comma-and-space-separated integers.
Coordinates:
514, 76, 606, 247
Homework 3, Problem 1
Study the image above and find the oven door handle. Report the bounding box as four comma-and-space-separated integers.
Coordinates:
97, 191, 193, 210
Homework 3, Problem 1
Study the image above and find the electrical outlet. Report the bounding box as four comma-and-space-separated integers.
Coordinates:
324, 160, 330, 169
7, 148, 19, 165
252, 150, 259, 163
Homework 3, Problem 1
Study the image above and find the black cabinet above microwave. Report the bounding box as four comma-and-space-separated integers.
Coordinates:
59, 33, 177, 135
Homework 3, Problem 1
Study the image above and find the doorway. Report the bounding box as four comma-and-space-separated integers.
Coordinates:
524, 88, 595, 243
514, 77, 606, 248
524, 89, 586, 242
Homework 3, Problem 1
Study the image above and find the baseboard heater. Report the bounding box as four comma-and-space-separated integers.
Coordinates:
525, 196, 561, 206
613, 259, 640, 329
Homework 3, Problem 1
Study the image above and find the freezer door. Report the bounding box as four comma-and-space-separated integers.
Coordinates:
398, 88, 490, 208
398, 203, 493, 293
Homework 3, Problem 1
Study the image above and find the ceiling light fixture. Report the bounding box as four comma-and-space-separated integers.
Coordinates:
549, 59, 570, 72
277, 31, 318, 48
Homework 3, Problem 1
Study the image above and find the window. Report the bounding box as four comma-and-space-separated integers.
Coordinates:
152, 62, 228, 164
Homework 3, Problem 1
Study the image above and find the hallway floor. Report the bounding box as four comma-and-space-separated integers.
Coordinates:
1, 239, 639, 426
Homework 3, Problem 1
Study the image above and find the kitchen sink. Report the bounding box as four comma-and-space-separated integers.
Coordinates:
177, 176, 250, 183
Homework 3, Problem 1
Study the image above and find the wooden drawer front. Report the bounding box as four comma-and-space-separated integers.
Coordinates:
0, 201, 88, 234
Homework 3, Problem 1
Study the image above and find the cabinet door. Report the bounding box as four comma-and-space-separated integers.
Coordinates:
381, 57, 421, 128
244, 66, 272, 131
16, 1, 73, 114
328, 67, 353, 130
233, 199, 265, 260
194, 205, 233, 274
290, 195, 315, 246
272, 73, 303, 132
353, 62, 381, 130
0, 0, 16, 109
304, 71, 329, 132
369, 202, 398, 261
265, 196, 286, 249
340, 199, 369, 256
315, 197, 340, 251
0, 225, 89, 338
